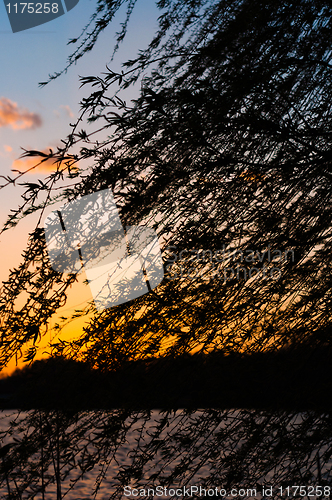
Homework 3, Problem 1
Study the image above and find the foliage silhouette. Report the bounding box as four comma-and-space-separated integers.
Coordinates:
1, 0, 332, 370
0, 409, 332, 498
0, 0, 332, 496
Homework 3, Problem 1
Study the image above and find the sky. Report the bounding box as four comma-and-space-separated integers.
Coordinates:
0, 0, 160, 374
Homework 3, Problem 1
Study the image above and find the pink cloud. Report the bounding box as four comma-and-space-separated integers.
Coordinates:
12, 145, 79, 174
0, 98, 42, 130
12, 152, 57, 173
60, 105, 74, 118
12, 157, 54, 173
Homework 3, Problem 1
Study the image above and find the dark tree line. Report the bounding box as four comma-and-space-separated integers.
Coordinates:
1, 0, 332, 369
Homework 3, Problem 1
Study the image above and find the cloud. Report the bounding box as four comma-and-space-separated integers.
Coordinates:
0, 97, 42, 130
60, 105, 74, 118
12, 144, 79, 174
54, 105, 75, 119
12, 148, 58, 173
0, 144, 14, 158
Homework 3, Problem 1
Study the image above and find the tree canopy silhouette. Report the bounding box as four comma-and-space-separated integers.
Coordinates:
0, 0, 332, 373
1, 0, 332, 498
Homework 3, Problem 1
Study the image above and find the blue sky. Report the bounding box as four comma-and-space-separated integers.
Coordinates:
0, 0, 159, 164
0, 0, 160, 278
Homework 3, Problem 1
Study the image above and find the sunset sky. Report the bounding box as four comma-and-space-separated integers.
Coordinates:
0, 0, 159, 373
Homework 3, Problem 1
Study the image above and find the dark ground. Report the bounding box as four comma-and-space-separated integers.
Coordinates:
0, 347, 331, 410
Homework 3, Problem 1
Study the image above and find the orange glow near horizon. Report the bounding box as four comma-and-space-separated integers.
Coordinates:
1, 268, 95, 377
